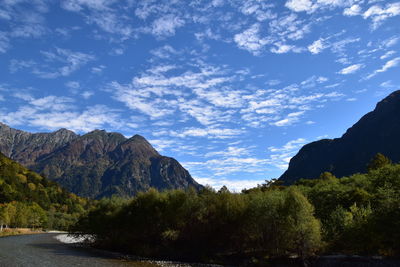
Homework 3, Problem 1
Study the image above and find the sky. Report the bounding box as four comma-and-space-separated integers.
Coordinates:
0, 0, 400, 191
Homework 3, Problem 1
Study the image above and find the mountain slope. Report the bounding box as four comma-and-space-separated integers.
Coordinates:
0, 151, 87, 229
0, 124, 201, 198
279, 90, 400, 184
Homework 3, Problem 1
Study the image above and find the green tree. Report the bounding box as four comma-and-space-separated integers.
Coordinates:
28, 203, 47, 229
283, 188, 322, 259
319, 172, 337, 181
0, 204, 12, 231
367, 153, 392, 171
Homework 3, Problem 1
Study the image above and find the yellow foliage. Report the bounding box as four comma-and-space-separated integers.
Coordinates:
28, 183, 36, 191
16, 174, 27, 184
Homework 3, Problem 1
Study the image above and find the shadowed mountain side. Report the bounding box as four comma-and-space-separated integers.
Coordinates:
279, 90, 400, 184
0, 125, 201, 198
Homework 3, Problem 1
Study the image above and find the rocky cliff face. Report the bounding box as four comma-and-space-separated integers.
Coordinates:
0, 124, 201, 198
0, 123, 77, 166
279, 90, 400, 184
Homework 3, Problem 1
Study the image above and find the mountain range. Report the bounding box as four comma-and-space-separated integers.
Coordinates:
279, 90, 400, 184
0, 124, 201, 198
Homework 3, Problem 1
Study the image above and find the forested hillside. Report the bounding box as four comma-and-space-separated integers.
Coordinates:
0, 152, 89, 230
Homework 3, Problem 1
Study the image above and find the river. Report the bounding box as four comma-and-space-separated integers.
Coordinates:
0, 233, 211, 267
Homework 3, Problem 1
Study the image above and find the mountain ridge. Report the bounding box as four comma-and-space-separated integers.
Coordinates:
0, 124, 201, 198
279, 90, 400, 184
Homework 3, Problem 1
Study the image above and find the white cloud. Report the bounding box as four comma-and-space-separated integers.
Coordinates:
170, 127, 245, 139
9, 59, 36, 73
363, 2, 400, 29
234, 24, 269, 55
61, 0, 112, 12
234, 12, 310, 55
28, 48, 96, 78
91, 65, 106, 74
382, 36, 399, 48
110, 48, 124, 56
147, 139, 176, 152
178, 99, 232, 125
301, 75, 329, 87
61, 0, 134, 39
1, 94, 122, 132
194, 177, 265, 192
268, 138, 308, 169
10, 23, 47, 38
271, 111, 305, 127
338, 63, 364, 74
237, 0, 276, 22
331, 38, 361, 55
65, 81, 80, 89
343, 4, 362, 16
285, 0, 313, 12
308, 39, 326, 54
184, 156, 268, 176
108, 62, 242, 125
380, 80, 395, 88
110, 81, 176, 119
149, 15, 185, 38
269, 13, 310, 41
150, 45, 179, 59
195, 28, 222, 42
205, 146, 251, 158
270, 43, 304, 54
193, 87, 244, 108
81, 91, 94, 99
0, 32, 9, 53
285, 0, 354, 13
0, 0, 50, 53
241, 82, 343, 128
29, 96, 74, 111
380, 50, 396, 60
367, 57, 400, 79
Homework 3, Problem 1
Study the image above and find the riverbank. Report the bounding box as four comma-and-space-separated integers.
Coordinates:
0, 228, 44, 237
56, 234, 226, 267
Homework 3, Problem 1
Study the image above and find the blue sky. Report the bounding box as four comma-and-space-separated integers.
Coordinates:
1, 0, 400, 191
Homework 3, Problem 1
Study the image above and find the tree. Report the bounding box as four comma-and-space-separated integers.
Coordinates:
319, 172, 336, 181
283, 188, 322, 259
28, 203, 47, 229
367, 153, 392, 171
0, 204, 9, 232
0, 203, 16, 230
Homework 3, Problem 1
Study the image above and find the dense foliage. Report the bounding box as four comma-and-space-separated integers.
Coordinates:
73, 159, 400, 264
294, 163, 400, 256
0, 152, 89, 230
73, 187, 321, 264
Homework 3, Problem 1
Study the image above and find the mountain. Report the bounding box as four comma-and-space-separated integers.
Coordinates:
0, 124, 201, 198
0, 123, 77, 166
279, 90, 400, 184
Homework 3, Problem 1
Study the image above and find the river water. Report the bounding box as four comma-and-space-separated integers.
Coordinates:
0, 234, 219, 267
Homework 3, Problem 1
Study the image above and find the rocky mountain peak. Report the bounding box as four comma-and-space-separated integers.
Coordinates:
112, 134, 160, 160
0, 123, 200, 198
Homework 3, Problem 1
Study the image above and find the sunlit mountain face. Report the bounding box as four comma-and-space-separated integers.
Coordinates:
1, 0, 399, 191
